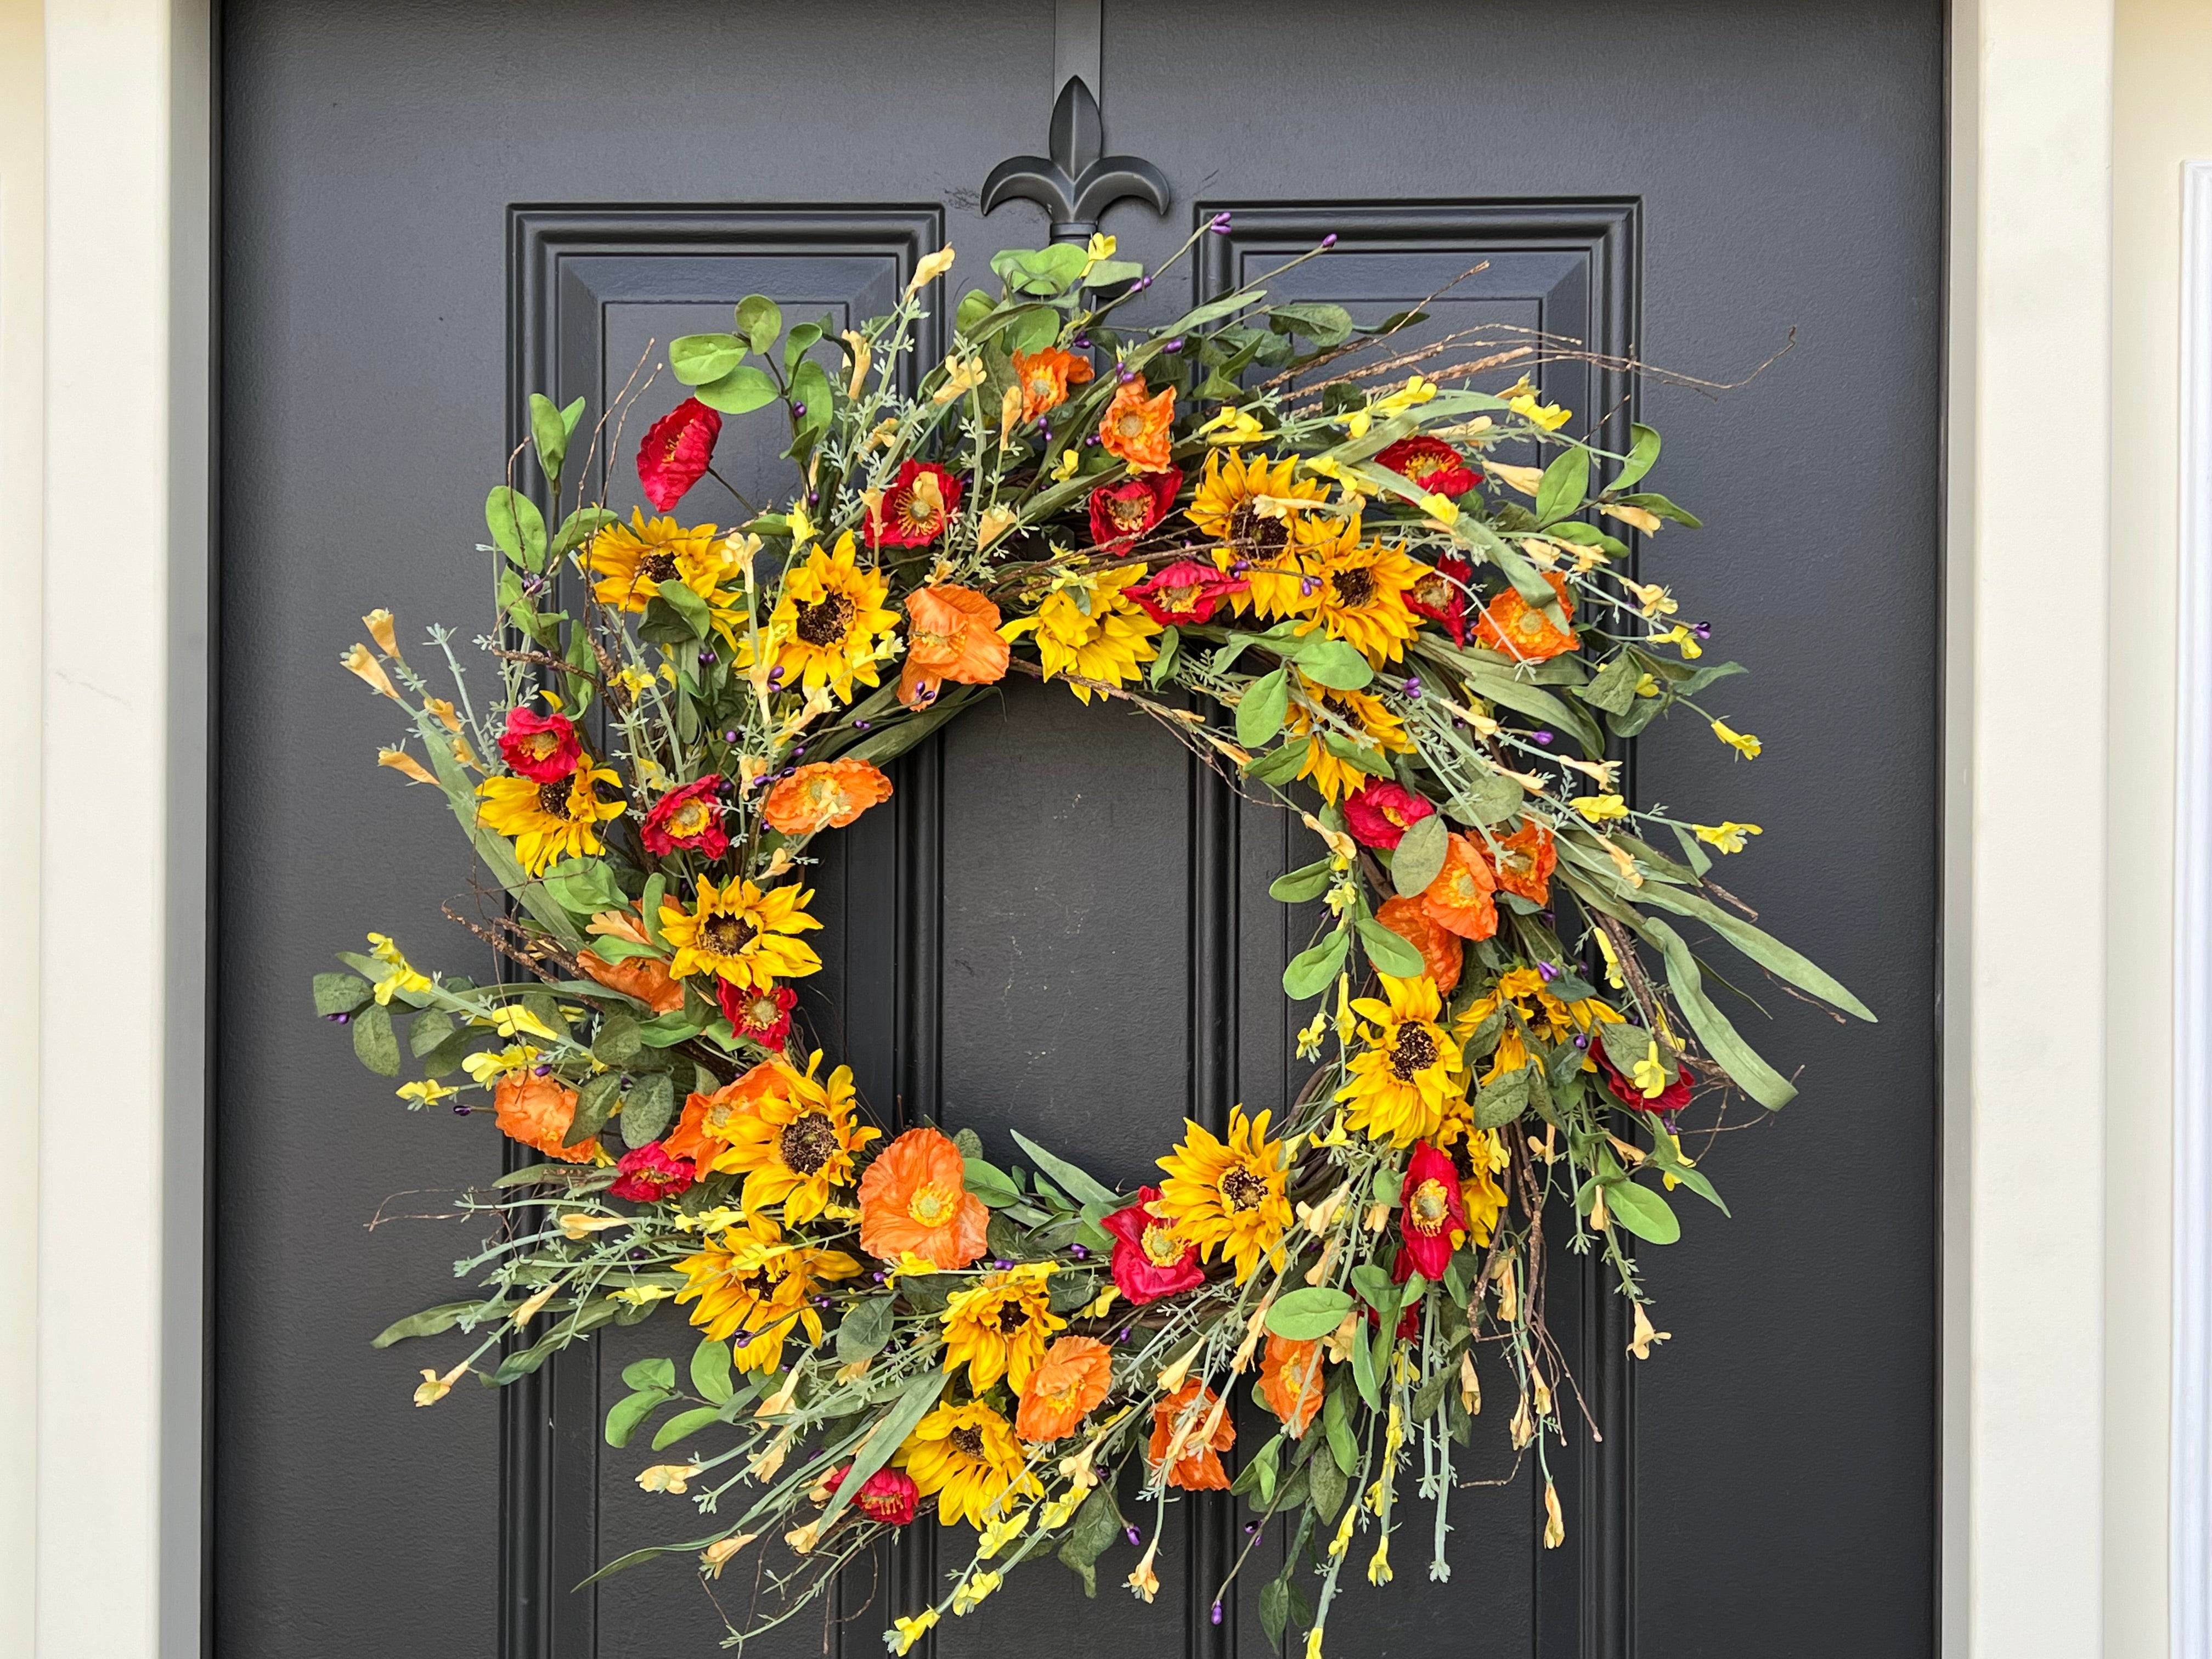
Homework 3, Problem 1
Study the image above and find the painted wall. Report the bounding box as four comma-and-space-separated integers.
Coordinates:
2109, 3, 2212, 1655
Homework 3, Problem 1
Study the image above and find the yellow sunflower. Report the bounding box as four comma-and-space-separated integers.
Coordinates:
896, 1399, 1043, 1528
1335, 974, 1468, 1148
940, 1262, 1065, 1392
1002, 566, 1161, 702
1280, 674, 1414, 803
586, 511, 732, 613
1286, 515, 1423, 665
674, 1214, 861, 1373
1154, 1105, 1292, 1284
659, 874, 823, 989
1456, 967, 1623, 1085
768, 531, 899, 702
704, 1052, 880, 1225
1462, 1127, 1510, 1246
475, 758, 625, 875
1188, 449, 1330, 617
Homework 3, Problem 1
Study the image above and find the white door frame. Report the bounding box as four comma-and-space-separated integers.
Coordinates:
12, 0, 2121, 1654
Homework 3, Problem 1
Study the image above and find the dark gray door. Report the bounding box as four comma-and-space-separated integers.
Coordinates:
216, 3, 1942, 1656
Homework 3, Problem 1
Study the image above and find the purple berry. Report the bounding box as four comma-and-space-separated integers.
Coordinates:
1321, 233, 1338, 249
1532, 731, 1555, 746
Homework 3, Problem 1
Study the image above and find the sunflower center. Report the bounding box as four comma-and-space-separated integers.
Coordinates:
1390, 1026, 1440, 1080
1218, 1166, 1268, 1214
994, 1297, 1030, 1334
739, 1266, 782, 1299
537, 780, 575, 817
1141, 1220, 1186, 1267
1329, 567, 1378, 608
701, 913, 758, 956
777, 1111, 839, 1177
949, 1425, 986, 1459
907, 1183, 956, 1227
639, 551, 680, 583
794, 591, 857, 647
1409, 1178, 1452, 1235
1227, 500, 1289, 556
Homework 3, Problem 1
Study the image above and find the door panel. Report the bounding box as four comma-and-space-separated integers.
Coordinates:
217, 3, 1941, 1657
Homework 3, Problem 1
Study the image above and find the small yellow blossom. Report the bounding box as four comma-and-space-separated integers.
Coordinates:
786, 503, 817, 550
1571, 793, 1630, 824
1417, 493, 1460, 526
1691, 821, 1762, 854
1712, 719, 1762, 760
636, 1462, 700, 1495
933, 354, 987, 403
1051, 447, 1082, 482
1628, 1301, 1672, 1359
1621, 579, 1677, 618
366, 933, 433, 1003
341, 641, 400, 700
890, 1609, 940, 1654
1375, 374, 1439, 413
396, 1078, 459, 1108
477, 1002, 560, 1041
699, 1533, 758, 1578
978, 505, 1019, 548
1634, 672, 1661, 698
1630, 1041, 1668, 1099
1367, 1533, 1393, 1585
1543, 1480, 1566, 1548
1487, 461, 1544, 496
556, 1211, 628, 1241
669, 1205, 746, 1234
906, 246, 956, 296
976, 1509, 1030, 1560
362, 607, 402, 658
1081, 232, 1118, 274
611, 1284, 675, 1309
1198, 405, 1266, 445
377, 746, 436, 785
461, 1044, 539, 1085
1294, 1010, 1328, 1061
1651, 623, 1704, 659
1499, 377, 1572, 432
1126, 1541, 1161, 1602
413, 1361, 469, 1407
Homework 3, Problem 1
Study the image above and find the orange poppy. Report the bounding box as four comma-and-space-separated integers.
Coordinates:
1420, 832, 1499, 941
761, 758, 894, 836
1097, 379, 1177, 474
1375, 895, 1464, 996
1011, 346, 1096, 423
1257, 1336, 1327, 1437
1489, 818, 1558, 905
665, 1065, 780, 1168
899, 583, 1011, 710
1015, 1335, 1115, 1442
493, 1073, 596, 1163
1474, 569, 1578, 663
856, 1126, 990, 1270
576, 950, 685, 1014
1147, 1378, 1234, 1490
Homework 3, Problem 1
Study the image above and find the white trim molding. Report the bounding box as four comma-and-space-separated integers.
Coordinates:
2173, 155, 2212, 1659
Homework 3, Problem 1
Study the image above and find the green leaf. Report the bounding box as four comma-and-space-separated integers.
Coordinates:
604, 1387, 672, 1448
1268, 856, 1334, 904
408, 1009, 456, 1058
670, 332, 747, 385
1601, 1178, 1681, 1244
1451, 770, 1523, 828
1259, 1573, 1291, 1654
1641, 917, 1797, 1109
568, 1073, 623, 1147
529, 391, 571, 486
1577, 654, 1643, 716
1389, 812, 1448, 896
370, 1300, 480, 1347
1292, 635, 1374, 691
486, 486, 548, 572
1323, 1372, 1358, 1477
1611, 490, 1702, 528
1243, 742, 1309, 786
552, 505, 617, 560
1148, 625, 1181, 688
1667, 822, 1713, 879
817, 1371, 947, 1532
591, 1010, 643, 1067
1011, 1130, 1122, 1210
1533, 445, 1591, 525
1426, 647, 1605, 757
692, 363, 779, 416
651, 1405, 724, 1451
621, 1073, 677, 1143
1266, 1285, 1355, 1341
351, 1002, 400, 1076
1609, 423, 1661, 494
1310, 1432, 1350, 1517
1632, 884, 1876, 1022
1268, 301, 1355, 348
1081, 258, 1145, 288
1357, 916, 1426, 978
1349, 1261, 1396, 1311
735, 295, 783, 355
314, 972, 372, 1016
622, 1356, 676, 1392
1471, 1066, 1533, 1130
654, 578, 713, 639
690, 1336, 733, 1404
954, 288, 997, 335
1282, 929, 1350, 999
1350, 1314, 1381, 1408
836, 1295, 896, 1365
541, 857, 628, 915
1057, 1478, 1128, 1597
1237, 667, 1290, 747
990, 244, 1089, 297
782, 322, 824, 376
963, 1156, 1023, 1208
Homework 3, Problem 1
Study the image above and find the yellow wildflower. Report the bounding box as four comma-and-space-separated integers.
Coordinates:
1691, 821, 1762, 854
1712, 719, 1763, 759
413, 1361, 469, 1407
396, 1079, 458, 1108
635, 1462, 699, 1495
1572, 793, 1630, 823
365, 933, 432, 1003
377, 748, 436, 786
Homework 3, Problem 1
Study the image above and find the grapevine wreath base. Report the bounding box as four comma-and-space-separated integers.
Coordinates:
324, 223, 1869, 1654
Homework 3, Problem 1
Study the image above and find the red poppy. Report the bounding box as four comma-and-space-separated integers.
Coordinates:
1395, 1142, 1468, 1282
498, 706, 583, 783
718, 981, 797, 1051
1594, 1047, 1696, 1113
1126, 558, 1248, 627
1100, 1186, 1206, 1305
1404, 553, 1475, 647
639, 776, 729, 859
871, 459, 964, 548
636, 397, 723, 513
609, 1141, 697, 1203
1342, 780, 1435, 851
1376, 435, 1480, 498
1088, 467, 1182, 555
821, 1463, 920, 1526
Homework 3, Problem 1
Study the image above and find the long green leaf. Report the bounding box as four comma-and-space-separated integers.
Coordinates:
1641, 917, 1796, 1109
815, 1371, 946, 1532
1632, 885, 1876, 1022
1010, 1130, 1123, 1210
412, 707, 578, 943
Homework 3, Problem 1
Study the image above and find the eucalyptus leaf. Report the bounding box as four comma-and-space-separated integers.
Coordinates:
621, 1072, 677, 1143
1237, 667, 1290, 747
1390, 812, 1448, 896
351, 1002, 400, 1076
314, 972, 372, 1016
1010, 1130, 1121, 1210
1266, 1285, 1355, 1341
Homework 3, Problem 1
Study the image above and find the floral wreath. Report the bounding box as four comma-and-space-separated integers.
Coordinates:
325, 221, 1872, 1655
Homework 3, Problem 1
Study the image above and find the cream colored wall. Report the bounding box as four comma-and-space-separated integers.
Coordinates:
2109, 5, 2212, 1657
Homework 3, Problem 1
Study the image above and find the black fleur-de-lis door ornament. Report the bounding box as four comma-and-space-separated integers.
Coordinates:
981, 74, 1171, 246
